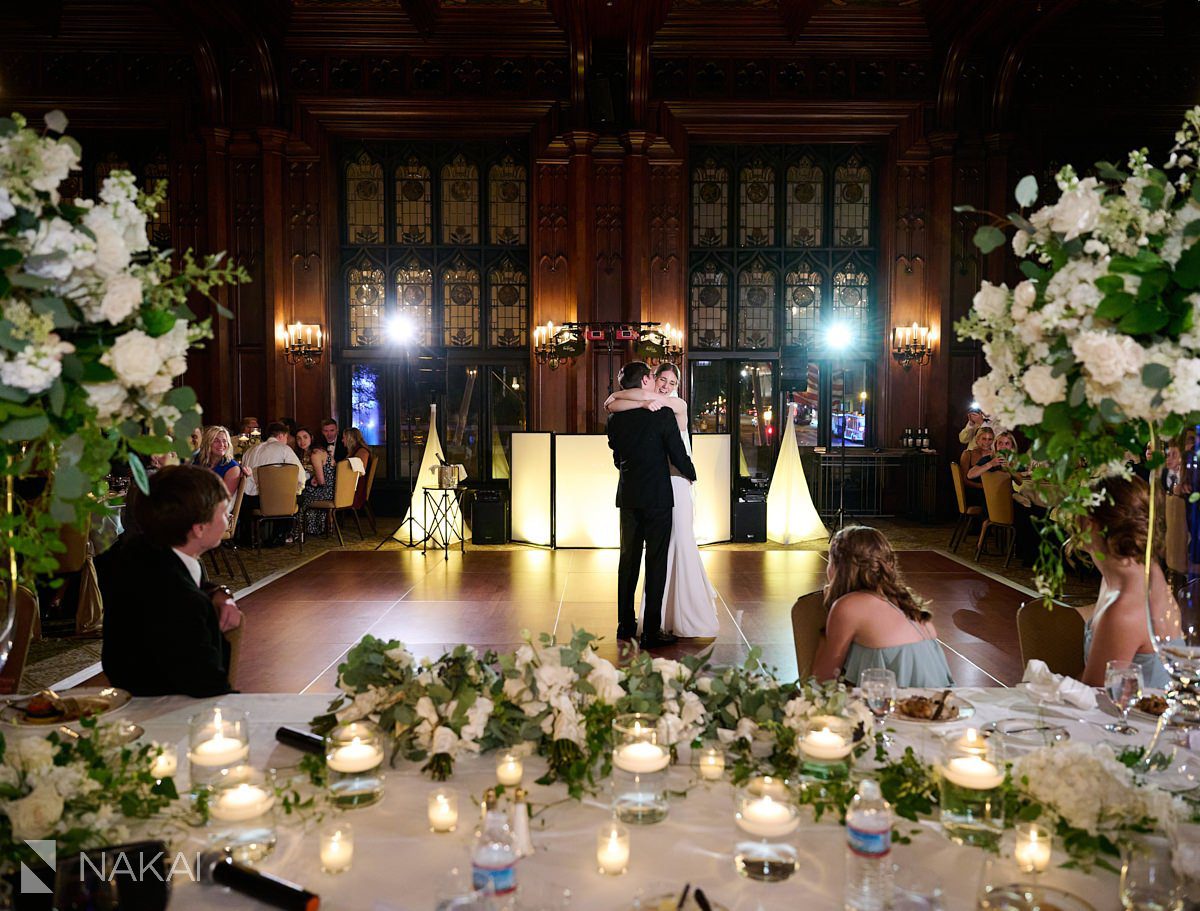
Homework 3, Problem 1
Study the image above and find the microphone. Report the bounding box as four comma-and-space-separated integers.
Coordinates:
201, 851, 319, 911
275, 725, 325, 754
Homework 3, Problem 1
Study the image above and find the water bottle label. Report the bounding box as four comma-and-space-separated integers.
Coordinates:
847, 824, 891, 858
472, 863, 516, 895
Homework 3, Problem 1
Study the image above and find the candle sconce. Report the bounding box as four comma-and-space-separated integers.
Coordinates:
532, 321, 585, 370
284, 322, 324, 368
533, 321, 684, 371
891, 323, 932, 370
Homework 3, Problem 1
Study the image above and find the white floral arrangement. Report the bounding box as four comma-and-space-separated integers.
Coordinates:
957, 106, 1200, 595
0, 110, 244, 583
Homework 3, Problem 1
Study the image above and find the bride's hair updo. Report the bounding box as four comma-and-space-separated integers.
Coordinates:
824, 525, 931, 623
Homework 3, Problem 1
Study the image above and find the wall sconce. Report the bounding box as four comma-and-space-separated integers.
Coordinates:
891, 322, 932, 369
533, 321, 585, 370
284, 322, 324, 368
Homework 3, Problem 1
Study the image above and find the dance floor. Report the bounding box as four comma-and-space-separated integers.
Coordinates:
230, 548, 1029, 693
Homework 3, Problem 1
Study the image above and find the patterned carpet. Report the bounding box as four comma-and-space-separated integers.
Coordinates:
20, 514, 1099, 692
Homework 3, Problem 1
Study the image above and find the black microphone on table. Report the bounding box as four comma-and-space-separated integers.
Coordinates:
275, 725, 324, 754
201, 851, 319, 911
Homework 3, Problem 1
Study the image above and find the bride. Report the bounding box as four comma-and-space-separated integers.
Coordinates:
604, 363, 720, 638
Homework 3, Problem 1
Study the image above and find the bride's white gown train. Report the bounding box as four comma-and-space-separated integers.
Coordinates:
640, 430, 720, 638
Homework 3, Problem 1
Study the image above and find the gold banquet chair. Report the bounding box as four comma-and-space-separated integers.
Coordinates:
306, 461, 360, 547
252, 464, 303, 554
0, 586, 40, 695
790, 589, 827, 681
949, 463, 983, 553
351, 455, 380, 535
208, 474, 251, 587
1016, 598, 1086, 679
975, 471, 1017, 567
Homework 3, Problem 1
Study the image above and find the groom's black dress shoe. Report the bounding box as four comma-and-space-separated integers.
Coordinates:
616, 627, 637, 641
639, 632, 679, 650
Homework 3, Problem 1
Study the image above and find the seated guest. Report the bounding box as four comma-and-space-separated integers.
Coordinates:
343, 426, 372, 511
188, 426, 203, 460
240, 421, 305, 545
960, 426, 996, 507
322, 417, 347, 463
1075, 475, 1176, 689
296, 427, 334, 537
98, 465, 242, 697
239, 416, 260, 436
275, 416, 298, 449
811, 525, 953, 687
193, 425, 243, 496
958, 405, 986, 451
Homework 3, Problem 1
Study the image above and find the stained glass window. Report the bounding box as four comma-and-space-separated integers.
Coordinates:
350, 364, 385, 446
441, 155, 479, 245
784, 261, 821, 349
737, 258, 776, 349
348, 256, 385, 347
442, 257, 481, 347
690, 260, 729, 349
395, 156, 432, 244
834, 156, 871, 246
488, 257, 527, 348
489, 157, 527, 246
143, 154, 172, 248
786, 158, 822, 247
833, 259, 871, 342
691, 158, 728, 247
346, 151, 384, 244
738, 160, 775, 248
394, 257, 433, 345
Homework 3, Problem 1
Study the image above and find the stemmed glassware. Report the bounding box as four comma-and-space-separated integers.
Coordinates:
860, 668, 897, 746
1120, 835, 1183, 911
1104, 660, 1144, 736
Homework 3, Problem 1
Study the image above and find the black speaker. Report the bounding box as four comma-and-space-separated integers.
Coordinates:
587, 76, 616, 128
731, 498, 767, 542
472, 490, 508, 544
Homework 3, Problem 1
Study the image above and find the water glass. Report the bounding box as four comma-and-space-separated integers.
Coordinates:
861, 668, 898, 745
1105, 660, 1144, 735
434, 867, 494, 911
1120, 835, 1183, 911
888, 866, 943, 911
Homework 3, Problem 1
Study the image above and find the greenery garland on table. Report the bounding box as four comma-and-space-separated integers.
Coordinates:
313, 629, 1200, 872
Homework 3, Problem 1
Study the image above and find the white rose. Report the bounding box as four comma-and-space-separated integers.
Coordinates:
0, 187, 14, 222
1083, 238, 1110, 257
156, 319, 190, 361
4, 785, 64, 840
32, 140, 80, 196
84, 382, 128, 422
83, 207, 131, 279
533, 663, 575, 695
23, 217, 95, 282
1012, 230, 1031, 257
94, 273, 143, 324
415, 695, 439, 726
43, 110, 68, 133
679, 691, 705, 728
102, 329, 163, 387
1011, 280, 1037, 320
1049, 177, 1103, 240
12, 736, 55, 771
431, 726, 460, 757
552, 710, 584, 747
734, 717, 759, 743
1161, 357, 1200, 416
0, 337, 74, 395
1022, 364, 1067, 406
1071, 331, 1145, 386
696, 676, 713, 694
656, 713, 684, 746
972, 282, 1010, 323
652, 657, 685, 689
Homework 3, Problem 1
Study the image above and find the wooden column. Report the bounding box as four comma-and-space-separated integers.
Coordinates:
927, 130, 958, 515
532, 148, 571, 432
199, 127, 234, 426
565, 130, 598, 432
285, 151, 328, 429
259, 128, 290, 424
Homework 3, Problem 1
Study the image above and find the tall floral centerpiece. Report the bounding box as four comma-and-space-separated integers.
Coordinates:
0, 111, 245, 605
957, 107, 1200, 736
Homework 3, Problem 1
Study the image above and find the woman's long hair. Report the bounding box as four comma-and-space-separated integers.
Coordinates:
1088, 474, 1164, 561
824, 525, 931, 623
196, 425, 233, 469
343, 426, 368, 456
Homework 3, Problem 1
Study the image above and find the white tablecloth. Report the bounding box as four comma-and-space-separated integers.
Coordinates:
111, 688, 1153, 911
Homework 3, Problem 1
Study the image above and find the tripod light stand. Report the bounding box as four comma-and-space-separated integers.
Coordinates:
375, 314, 426, 549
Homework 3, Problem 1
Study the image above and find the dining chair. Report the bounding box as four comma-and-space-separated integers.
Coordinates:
212, 473, 251, 586
0, 586, 40, 695
949, 463, 982, 553
306, 460, 360, 547
252, 464, 303, 553
790, 588, 827, 681
975, 471, 1017, 567
1016, 598, 1086, 679
351, 455, 380, 535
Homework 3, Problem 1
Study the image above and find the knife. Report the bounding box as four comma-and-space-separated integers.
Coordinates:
675, 883, 691, 911
694, 889, 713, 911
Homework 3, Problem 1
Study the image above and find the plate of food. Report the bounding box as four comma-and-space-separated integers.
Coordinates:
892, 690, 975, 724
0, 687, 131, 726
1130, 691, 1168, 722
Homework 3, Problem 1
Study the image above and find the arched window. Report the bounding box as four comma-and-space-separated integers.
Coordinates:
690, 259, 730, 350
785, 158, 823, 247
489, 157, 527, 246
347, 255, 385, 347
737, 257, 776, 349
691, 158, 728, 247
784, 259, 822, 350
488, 257, 528, 348
442, 257, 481, 347
441, 155, 479, 245
395, 156, 432, 244
833, 155, 872, 247
345, 150, 384, 244
738, 160, 775, 248
394, 257, 433, 345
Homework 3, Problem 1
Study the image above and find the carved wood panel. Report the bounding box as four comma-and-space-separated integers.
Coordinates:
230, 157, 266, 348
894, 163, 927, 276
950, 160, 984, 346
647, 161, 685, 332
594, 161, 623, 319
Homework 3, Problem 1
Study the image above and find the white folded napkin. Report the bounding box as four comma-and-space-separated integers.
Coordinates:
347, 457, 366, 476
1022, 659, 1097, 710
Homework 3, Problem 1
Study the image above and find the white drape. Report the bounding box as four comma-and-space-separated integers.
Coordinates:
393, 404, 472, 544
766, 402, 829, 544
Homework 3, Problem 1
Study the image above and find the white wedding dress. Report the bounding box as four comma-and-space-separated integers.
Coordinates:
641, 421, 720, 638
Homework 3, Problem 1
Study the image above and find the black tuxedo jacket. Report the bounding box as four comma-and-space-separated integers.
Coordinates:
607, 408, 697, 510
327, 438, 348, 463
97, 536, 232, 698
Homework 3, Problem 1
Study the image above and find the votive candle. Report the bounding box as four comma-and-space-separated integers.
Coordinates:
1014, 822, 1052, 873
320, 824, 354, 874
596, 821, 630, 876
800, 726, 852, 761
210, 783, 274, 822
327, 738, 384, 774
737, 794, 799, 838
954, 728, 989, 757
496, 752, 523, 787
942, 755, 1005, 790
150, 744, 178, 780
428, 788, 458, 833
698, 746, 725, 781
613, 741, 669, 774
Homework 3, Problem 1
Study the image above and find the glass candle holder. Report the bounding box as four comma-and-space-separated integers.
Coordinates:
1013, 823, 1052, 875
596, 820, 630, 876
150, 743, 178, 781
495, 752, 523, 788
733, 776, 799, 882
696, 744, 725, 782
207, 765, 277, 863
320, 823, 353, 875
610, 713, 669, 825
324, 721, 385, 809
188, 706, 249, 785
798, 715, 854, 780
428, 788, 459, 833
939, 730, 1005, 847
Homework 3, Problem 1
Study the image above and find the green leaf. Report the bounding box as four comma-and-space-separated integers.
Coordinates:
1019, 260, 1048, 282
1094, 293, 1136, 322
81, 361, 116, 383
1008, 212, 1035, 234
1042, 403, 1073, 433
0, 247, 21, 269
0, 382, 28, 403
0, 414, 49, 441
1142, 363, 1172, 390
973, 226, 1006, 254
1109, 251, 1163, 274
30, 296, 78, 329
10, 272, 54, 290
1068, 378, 1085, 408
48, 380, 65, 416
1094, 275, 1125, 294
53, 464, 88, 499
1141, 184, 1165, 210
128, 454, 150, 495
1118, 305, 1169, 335
164, 386, 198, 412
126, 435, 173, 456
1184, 221, 1200, 238
1015, 175, 1038, 208
142, 308, 176, 338
1096, 160, 1128, 181
1175, 240, 1200, 289
1100, 398, 1126, 424
0, 322, 22, 353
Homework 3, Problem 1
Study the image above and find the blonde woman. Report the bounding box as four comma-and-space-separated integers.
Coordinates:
193, 425, 243, 496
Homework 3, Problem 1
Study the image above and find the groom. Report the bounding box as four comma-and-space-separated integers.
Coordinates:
607, 361, 697, 649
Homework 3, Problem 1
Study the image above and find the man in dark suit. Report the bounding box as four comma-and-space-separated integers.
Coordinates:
607, 361, 697, 650
322, 418, 349, 463
98, 465, 242, 697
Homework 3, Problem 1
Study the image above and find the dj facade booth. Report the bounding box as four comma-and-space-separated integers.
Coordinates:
510, 432, 731, 548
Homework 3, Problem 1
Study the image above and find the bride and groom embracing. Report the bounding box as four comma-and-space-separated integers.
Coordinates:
605, 361, 720, 650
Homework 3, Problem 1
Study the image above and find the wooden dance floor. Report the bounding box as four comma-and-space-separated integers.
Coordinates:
233, 548, 1029, 693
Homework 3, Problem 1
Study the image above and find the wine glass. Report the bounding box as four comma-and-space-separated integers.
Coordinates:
1120, 835, 1183, 911
860, 668, 897, 746
1104, 660, 1144, 735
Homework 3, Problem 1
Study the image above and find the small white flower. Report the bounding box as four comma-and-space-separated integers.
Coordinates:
431, 726, 460, 757
1071, 331, 1145, 386
43, 110, 68, 133
1012, 230, 1031, 257
12, 736, 55, 771
93, 273, 143, 324
1049, 177, 1103, 240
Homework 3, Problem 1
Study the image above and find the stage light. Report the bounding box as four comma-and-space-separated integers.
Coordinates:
387, 313, 417, 344
825, 322, 854, 351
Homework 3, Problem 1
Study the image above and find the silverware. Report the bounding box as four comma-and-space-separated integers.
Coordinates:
930, 688, 952, 721
675, 883, 691, 911
694, 889, 713, 911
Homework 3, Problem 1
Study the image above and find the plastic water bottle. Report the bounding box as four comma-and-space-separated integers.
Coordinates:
845, 779, 892, 911
472, 809, 518, 897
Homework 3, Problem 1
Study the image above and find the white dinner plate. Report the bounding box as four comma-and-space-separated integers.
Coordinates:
0, 687, 131, 726
891, 690, 976, 725
1128, 689, 1168, 723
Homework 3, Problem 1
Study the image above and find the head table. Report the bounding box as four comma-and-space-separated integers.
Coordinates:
113, 687, 1147, 911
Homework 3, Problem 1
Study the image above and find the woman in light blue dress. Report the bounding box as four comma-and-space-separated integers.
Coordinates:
811, 525, 953, 688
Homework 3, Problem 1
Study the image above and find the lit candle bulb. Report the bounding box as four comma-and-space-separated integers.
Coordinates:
150, 745, 178, 780
737, 794, 799, 838
596, 822, 630, 876
697, 746, 725, 781
800, 727, 851, 761
327, 738, 384, 774
496, 752, 523, 787
1014, 823, 1052, 873
210, 783, 274, 822
942, 755, 1005, 790
320, 824, 354, 874
427, 789, 458, 833
613, 741, 669, 774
